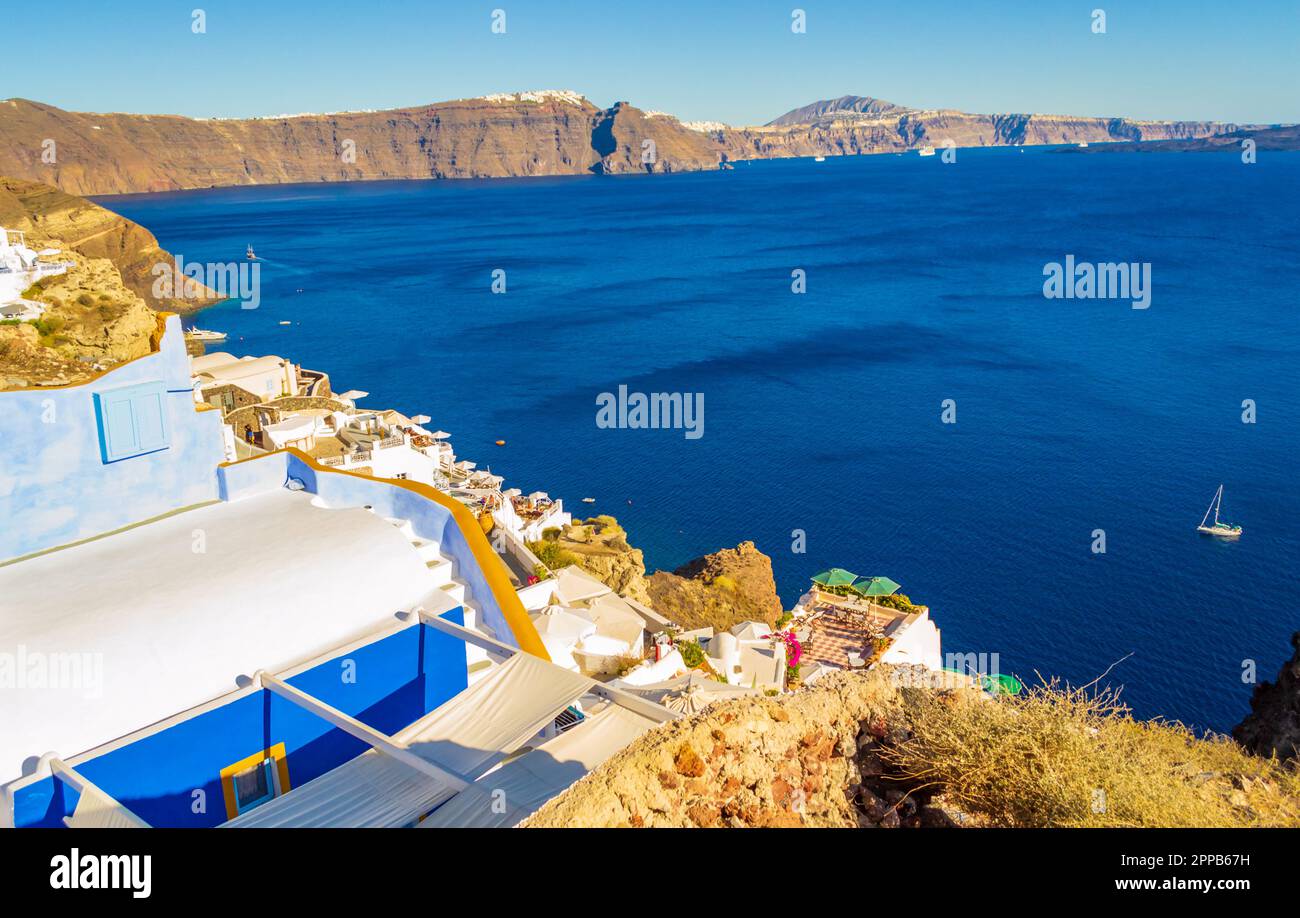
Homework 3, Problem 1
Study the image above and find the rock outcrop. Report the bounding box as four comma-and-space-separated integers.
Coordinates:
0, 94, 1244, 196
542, 518, 784, 632
646, 541, 784, 631
0, 176, 217, 312
1234, 632, 1300, 762
0, 177, 194, 388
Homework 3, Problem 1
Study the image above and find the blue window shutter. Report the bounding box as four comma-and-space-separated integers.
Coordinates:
94, 380, 172, 463
133, 387, 168, 452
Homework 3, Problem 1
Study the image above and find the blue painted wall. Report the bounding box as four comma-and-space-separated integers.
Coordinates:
11, 619, 466, 828
0, 315, 225, 562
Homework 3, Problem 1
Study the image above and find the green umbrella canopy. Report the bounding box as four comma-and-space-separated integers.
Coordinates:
811, 568, 858, 587
850, 576, 901, 597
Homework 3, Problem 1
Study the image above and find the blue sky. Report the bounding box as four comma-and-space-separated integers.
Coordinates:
12, 0, 1298, 124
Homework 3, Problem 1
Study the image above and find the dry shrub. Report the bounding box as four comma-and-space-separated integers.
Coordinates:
882, 678, 1300, 827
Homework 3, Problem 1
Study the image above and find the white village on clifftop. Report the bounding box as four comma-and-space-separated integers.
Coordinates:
0, 317, 960, 829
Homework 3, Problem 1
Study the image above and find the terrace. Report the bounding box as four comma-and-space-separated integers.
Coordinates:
0, 448, 676, 828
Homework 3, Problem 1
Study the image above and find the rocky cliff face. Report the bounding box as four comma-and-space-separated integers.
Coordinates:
0, 176, 217, 312
0, 94, 1242, 196
1234, 632, 1300, 762
523, 667, 970, 828
0, 177, 190, 388
646, 541, 784, 631
547, 517, 784, 632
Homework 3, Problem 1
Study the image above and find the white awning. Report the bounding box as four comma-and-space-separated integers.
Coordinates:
550, 565, 612, 605
222, 750, 455, 828
395, 653, 594, 778
63, 782, 150, 829
419, 703, 657, 828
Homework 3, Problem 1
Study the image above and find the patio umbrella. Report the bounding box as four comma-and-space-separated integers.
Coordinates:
430, 430, 451, 440
811, 568, 857, 588
850, 576, 901, 598
411, 414, 431, 425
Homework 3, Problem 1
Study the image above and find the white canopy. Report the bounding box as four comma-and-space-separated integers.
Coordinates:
222, 748, 454, 828
532, 606, 598, 642
730, 621, 774, 642
550, 565, 612, 606
616, 670, 758, 708
63, 781, 150, 829
580, 593, 648, 647
261, 415, 317, 448
418, 703, 657, 828
395, 652, 594, 779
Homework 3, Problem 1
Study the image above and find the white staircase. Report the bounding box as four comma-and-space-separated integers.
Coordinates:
379, 512, 499, 678
382, 516, 468, 607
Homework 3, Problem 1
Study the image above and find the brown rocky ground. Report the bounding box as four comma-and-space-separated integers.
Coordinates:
0, 249, 159, 389
524, 666, 973, 828
527, 666, 1300, 829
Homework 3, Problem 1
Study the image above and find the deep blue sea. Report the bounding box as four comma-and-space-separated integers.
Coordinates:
100, 147, 1300, 733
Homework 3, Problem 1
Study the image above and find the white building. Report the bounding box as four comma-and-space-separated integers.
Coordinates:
0, 227, 71, 310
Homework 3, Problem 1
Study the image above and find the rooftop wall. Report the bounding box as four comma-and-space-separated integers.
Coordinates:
216, 449, 546, 659
0, 314, 225, 562
7, 620, 467, 828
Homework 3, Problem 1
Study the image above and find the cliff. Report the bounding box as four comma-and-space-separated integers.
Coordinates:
0, 176, 218, 312
645, 540, 784, 631
1234, 632, 1300, 762
1063, 123, 1300, 154
0, 94, 1243, 196
0, 177, 198, 388
534, 518, 784, 632
525, 668, 1300, 828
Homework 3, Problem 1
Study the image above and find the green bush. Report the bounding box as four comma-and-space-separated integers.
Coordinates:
678, 639, 706, 669
527, 539, 580, 571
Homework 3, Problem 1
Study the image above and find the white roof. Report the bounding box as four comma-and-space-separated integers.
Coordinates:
261, 415, 317, 447
190, 351, 237, 372
579, 593, 647, 646
549, 565, 612, 605
730, 620, 774, 642
0, 489, 441, 783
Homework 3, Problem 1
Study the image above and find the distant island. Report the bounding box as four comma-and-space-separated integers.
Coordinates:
0, 92, 1259, 196
1060, 123, 1300, 154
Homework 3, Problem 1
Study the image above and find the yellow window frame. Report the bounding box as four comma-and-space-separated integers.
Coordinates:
220, 742, 291, 821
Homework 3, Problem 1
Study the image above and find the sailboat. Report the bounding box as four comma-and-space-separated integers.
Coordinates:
246, 244, 257, 260
1197, 485, 1242, 538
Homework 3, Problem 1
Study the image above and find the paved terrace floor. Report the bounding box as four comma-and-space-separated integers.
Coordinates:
0, 489, 440, 783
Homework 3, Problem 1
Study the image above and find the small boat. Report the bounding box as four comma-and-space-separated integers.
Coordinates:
184, 327, 227, 342
1197, 484, 1242, 538
814, 155, 826, 162
246, 244, 257, 260
1077, 141, 1089, 148
581, 497, 595, 504
495, 439, 506, 446
278, 320, 292, 326
917, 146, 936, 157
